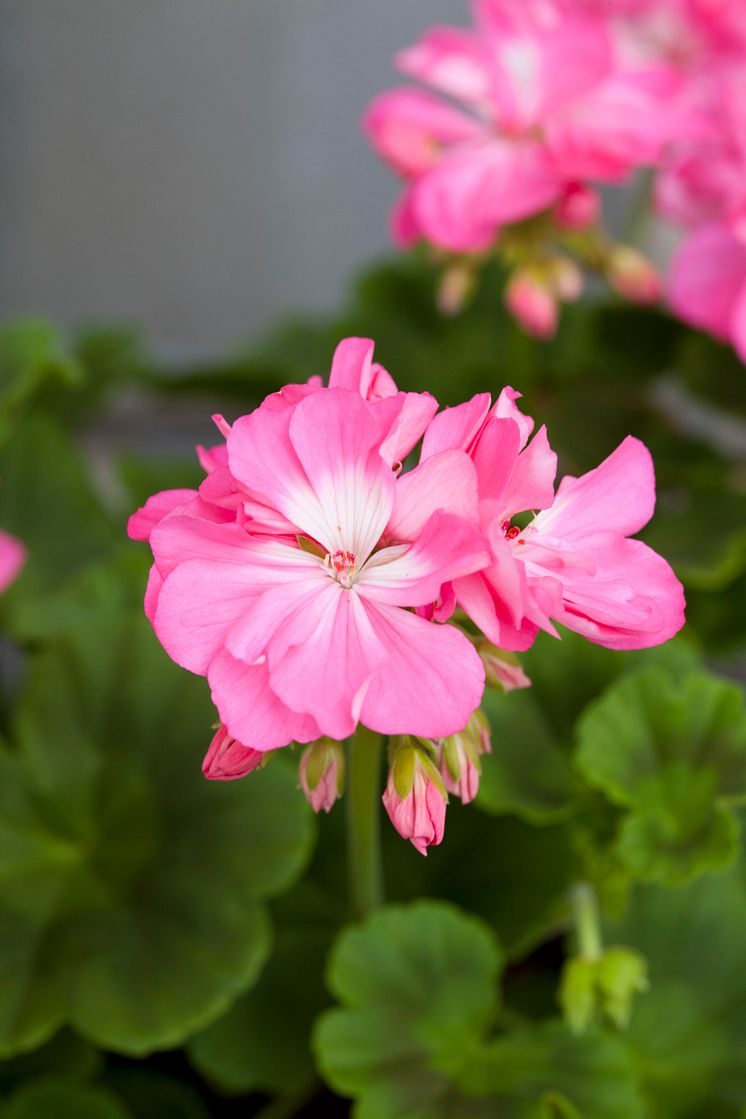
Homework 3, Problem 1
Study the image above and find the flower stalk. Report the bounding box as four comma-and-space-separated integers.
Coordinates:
346, 724, 384, 918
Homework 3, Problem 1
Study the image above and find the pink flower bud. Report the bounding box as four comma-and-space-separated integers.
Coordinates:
506, 273, 558, 339
439, 711, 492, 804
477, 641, 532, 693
554, 183, 601, 231
437, 261, 475, 315
382, 741, 447, 856
299, 738, 344, 814
202, 724, 265, 781
551, 258, 584, 303
608, 246, 662, 304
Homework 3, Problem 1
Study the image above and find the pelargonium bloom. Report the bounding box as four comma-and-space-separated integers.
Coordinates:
364, 0, 685, 255
668, 223, 746, 362
130, 347, 489, 752
0, 530, 25, 594
420, 387, 685, 652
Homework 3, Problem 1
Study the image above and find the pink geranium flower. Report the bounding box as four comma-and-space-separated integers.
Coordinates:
669, 223, 746, 362
0, 530, 25, 594
131, 351, 489, 752
420, 388, 685, 652
364, 0, 685, 254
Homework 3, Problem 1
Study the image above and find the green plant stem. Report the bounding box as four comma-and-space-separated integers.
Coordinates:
346, 724, 384, 918
571, 882, 603, 961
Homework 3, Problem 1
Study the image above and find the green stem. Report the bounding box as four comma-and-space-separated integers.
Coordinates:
346, 724, 384, 918
571, 882, 603, 961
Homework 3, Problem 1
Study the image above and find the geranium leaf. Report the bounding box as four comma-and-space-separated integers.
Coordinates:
577, 669, 746, 884
0, 611, 314, 1056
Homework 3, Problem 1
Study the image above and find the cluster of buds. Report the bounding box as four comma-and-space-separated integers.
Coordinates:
383, 712, 493, 855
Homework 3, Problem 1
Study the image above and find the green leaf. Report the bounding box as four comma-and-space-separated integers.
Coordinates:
0, 1029, 101, 1094
315, 901, 645, 1119
0, 321, 83, 444
0, 414, 119, 636
0, 611, 314, 1056
608, 849, 746, 1117
187, 886, 334, 1095
577, 669, 746, 884
2, 1078, 131, 1119
315, 900, 502, 1119
102, 1069, 210, 1119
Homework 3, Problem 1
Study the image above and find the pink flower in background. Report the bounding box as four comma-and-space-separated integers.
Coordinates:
420, 387, 685, 652
0, 530, 25, 594
669, 223, 746, 362
132, 359, 489, 752
364, 0, 685, 254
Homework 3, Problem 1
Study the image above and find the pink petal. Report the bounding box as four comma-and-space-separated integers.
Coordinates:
549, 534, 686, 650
371, 391, 439, 466
532, 436, 656, 540
359, 510, 490, 608
208, 650, 320, 751
669, 223, 746, 341
421, 394, 492, 459
500, 425, 558, 515
470, 417, 522, 504
385, 450, 480, 542
288, 389, 396, 559
0, 530, 25, 594
493, 386, 535, 448
358, 605, 485, 738
127, 489, 197, 542
362, 88, 482, 177
266, 583, 388, 742
410, 138, 563, 252
396, 25, 493, 105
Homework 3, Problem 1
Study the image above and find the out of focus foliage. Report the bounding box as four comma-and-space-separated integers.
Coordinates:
1, 253, 746, 1116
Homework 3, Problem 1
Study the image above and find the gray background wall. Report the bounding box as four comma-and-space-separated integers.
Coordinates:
0, 1, 466, 359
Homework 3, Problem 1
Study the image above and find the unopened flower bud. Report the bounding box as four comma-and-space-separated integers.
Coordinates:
383, 739, 447, 855
437, 261, 475, 315
505, 272, 558, 339
550, 257, 584, 303
608, 246, 661, 304
560, 946, 648, 1034
477, 640, 532, 693
439, 710, 492, 803
202, 724, 266, 781
553, 183, 600, 230
299, 738, 345, 813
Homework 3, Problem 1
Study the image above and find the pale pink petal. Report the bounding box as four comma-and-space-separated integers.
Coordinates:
328, 337, 376, 393
288, 389, 396, 558
0, 530, 25, 593
358, 605, 485, 738
150, 516, 257, 581
208, 650, 320, 751
421, 394, 492, 459
532, 436, 656, 540
362, 88, 482, 177
385, 450, 480, 542
391, 187, 421, 247
359, 511, 490, 607
475, 0, 612, 130
127, 489, 197, 542
266, 583, 387, 742
396, 25, 493, 105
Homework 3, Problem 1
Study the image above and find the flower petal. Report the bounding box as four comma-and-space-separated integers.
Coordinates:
208, 650, 320, 751
385, 450, 480, 542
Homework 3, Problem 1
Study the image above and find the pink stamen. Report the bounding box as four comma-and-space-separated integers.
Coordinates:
324, 549, 358, 587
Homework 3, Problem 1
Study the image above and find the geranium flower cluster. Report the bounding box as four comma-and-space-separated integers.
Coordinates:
363, 0, 691, 336
129, 338, 685, 853
620, 0, 746, 361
